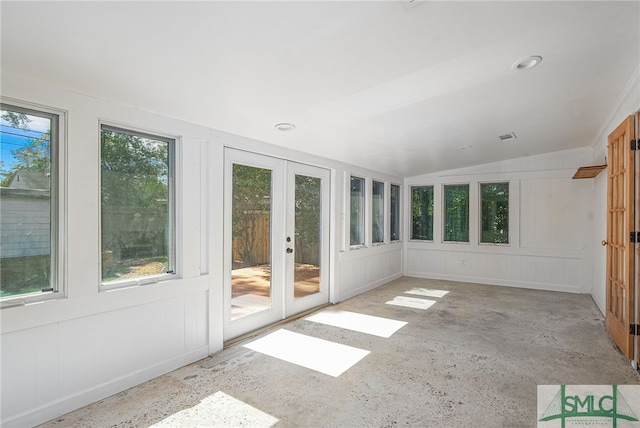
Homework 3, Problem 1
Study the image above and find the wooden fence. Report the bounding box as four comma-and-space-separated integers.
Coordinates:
232, 213, 320, 267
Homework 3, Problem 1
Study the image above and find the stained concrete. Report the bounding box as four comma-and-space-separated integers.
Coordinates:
40, 278, 640, 427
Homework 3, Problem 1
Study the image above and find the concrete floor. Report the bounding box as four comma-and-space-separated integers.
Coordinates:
40, 277, 640, 427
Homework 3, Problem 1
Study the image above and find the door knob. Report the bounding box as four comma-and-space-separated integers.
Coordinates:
286, 248, 293, 254
601, 240, 608, 246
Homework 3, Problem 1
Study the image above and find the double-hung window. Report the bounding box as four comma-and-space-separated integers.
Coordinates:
100, 125, 176, 286
0, 102, 62, 303
350, 176, 365, 247
411, 185, 434, 241
443, 184, 469, 242
372, 180, 384, 244
390, 184, 400, 241
480, 182, 509, 244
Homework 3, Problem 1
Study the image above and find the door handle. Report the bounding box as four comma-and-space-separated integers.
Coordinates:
286, 248, 293, 254
601, 240, 608, 246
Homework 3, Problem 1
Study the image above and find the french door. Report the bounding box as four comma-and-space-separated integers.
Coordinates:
605, 115, 636, 360
223, 149, 330, 341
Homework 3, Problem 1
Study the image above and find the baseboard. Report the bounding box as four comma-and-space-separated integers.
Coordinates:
337, 272, 403, 302
2, 346, 209, 428
590, 291, 606, 316
406, 272, 584, 294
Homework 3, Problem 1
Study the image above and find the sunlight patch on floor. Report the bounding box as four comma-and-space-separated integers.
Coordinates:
305, 309, 407, 338
244, 329, 370, 377
150, 391, 278, 428
385, 295, 437, 310
404, 288, 449, 298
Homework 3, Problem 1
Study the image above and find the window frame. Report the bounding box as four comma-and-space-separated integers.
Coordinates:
0, 99, 66, 307
479, 181, 510, 245
389, 183, 401, 242
99, 123, 178, 289
442, 183, 470, 243
371, 180, 385, 245
349, 175, 366, 249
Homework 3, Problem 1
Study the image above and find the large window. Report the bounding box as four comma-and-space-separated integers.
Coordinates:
390, 184, 400, 241
444, 184, 469, 242
480, 182, 509, 244
411, 186, 434, 241
100, 125, 175, 285
350, 176, 365, 247
372, 180, 384, 244
0, 103, 60, 301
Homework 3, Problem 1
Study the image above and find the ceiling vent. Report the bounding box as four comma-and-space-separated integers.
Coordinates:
498, 132, 517, 142
403, 0, 425, 10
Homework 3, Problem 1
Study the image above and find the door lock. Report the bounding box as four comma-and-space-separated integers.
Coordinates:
286, 248, 293, 254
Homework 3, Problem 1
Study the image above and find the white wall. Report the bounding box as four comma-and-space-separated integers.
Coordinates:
405, 147, 595, 294
0, 73, 403, 427
589, 67, 640, 315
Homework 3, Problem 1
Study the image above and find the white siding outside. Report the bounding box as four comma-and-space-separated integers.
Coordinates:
0, 189, 50, 258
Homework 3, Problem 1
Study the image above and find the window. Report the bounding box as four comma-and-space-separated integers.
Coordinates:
480, 182, 509, 244
411, 186, 434, 241
390, 184, 400, 241
350, 176, 365, 247
372, 181, 384, 244
0, 103, 60, 301
100, 125, 175, 285
444, 184, 469, 242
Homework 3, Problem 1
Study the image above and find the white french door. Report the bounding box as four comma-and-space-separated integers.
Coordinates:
223, 149, 330, 341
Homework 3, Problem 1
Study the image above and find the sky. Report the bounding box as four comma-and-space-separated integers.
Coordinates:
0, 113, 50, 174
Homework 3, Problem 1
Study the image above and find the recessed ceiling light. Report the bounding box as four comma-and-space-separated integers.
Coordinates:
512, 55, 542, 70
274, 123, 295, 131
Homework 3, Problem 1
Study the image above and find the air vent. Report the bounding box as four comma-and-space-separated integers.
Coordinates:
403, 0, 425, 9
498, 132, 517, 142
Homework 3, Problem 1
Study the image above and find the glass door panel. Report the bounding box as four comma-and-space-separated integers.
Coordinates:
285, 162, 330, 317
293, 174, 322, 299
231, 164, 272, 320
224, 149, 284, 341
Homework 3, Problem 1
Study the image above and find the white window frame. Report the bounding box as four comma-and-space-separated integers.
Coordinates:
0, 99, 66, 307
99, 123, 178, 289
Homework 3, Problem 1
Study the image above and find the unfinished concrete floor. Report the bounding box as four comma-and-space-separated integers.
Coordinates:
40, 277, 640, 427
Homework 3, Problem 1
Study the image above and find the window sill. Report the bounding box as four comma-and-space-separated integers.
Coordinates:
1, 290, 62, 309
349, 245, 367, 251
101, 273, 177, 291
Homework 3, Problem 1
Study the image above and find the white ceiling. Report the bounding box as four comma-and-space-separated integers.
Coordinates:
2, 1, 638, 177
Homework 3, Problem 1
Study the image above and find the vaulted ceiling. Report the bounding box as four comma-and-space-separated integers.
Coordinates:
2, 1, 638, 177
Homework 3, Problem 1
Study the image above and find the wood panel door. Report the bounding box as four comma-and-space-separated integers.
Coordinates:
606, 115, 635, 359
637, 111, 640, 366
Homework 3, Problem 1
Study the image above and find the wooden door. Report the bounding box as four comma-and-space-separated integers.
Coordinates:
637, 112, 640, 366
606, 115, 635, 359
